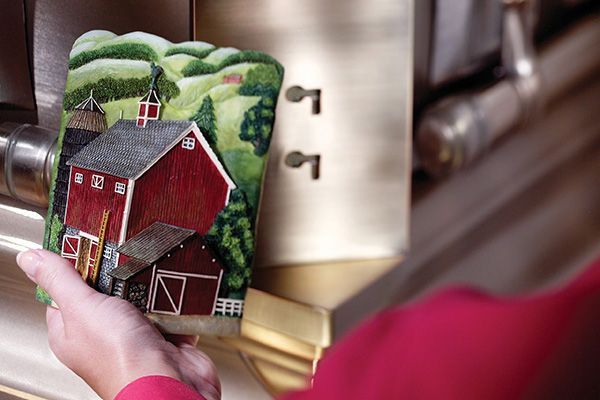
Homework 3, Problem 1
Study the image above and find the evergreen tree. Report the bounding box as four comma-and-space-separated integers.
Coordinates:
191, 95, 218, 145
205, 189, 254, 294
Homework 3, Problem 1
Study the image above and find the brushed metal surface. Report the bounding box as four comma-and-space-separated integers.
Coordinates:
25, 0, 192, 131
195, 0, 414, 268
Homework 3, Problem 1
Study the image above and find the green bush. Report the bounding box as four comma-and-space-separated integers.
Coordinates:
69, 43, 158, 69
181, 60, 219, 76
63, 75, 180, 110
239, 97, 276, 156
165, 46, 216, 59
205, 189, 254, 295
182, 50, 284, 78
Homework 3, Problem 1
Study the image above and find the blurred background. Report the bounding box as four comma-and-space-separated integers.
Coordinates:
0, 0, 598, 399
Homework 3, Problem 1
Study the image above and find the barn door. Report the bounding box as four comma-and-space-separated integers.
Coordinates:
150, 273, 186, 315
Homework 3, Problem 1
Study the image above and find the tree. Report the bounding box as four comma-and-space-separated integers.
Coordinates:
191, 96, 218, 145
205, 189, 254, 295
239, 97, 276, 156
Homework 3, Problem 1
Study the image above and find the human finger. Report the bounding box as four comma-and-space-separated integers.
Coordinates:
16, 249, 96, 309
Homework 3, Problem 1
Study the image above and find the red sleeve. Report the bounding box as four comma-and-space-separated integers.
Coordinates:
282, 256, 600, 400
114, 376, 206, 400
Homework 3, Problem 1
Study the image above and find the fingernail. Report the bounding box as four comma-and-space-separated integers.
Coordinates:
16, 250, 43, 280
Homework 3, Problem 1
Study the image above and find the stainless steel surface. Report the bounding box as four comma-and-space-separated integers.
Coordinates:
416, 11, 599, 176
429, 0, 503, 86
0, 123, 56, 207
336, 74, 600, 336
0, 0, 37, 123
26, 0, 192, 131
195, 0, 414, 268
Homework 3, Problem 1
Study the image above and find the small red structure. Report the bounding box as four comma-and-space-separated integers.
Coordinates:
60, 84, 236, 315
223, 74, 243, 84
109, 222, 223, 315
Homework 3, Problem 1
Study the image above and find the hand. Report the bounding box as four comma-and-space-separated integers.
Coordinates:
16, 249, 221, 400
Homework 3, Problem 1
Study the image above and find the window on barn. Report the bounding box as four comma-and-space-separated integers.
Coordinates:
103, 247, 112, 260
182, 137, 195, 150
115, 182, 126, 195
147, 104, 159, 118
74, 173, 84, 184
91, 175, 104, 190
61, 235, 80, 259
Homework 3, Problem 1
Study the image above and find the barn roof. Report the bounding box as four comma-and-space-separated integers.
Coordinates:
108, 258, 150, 280
67, 119, 194, 179
117, 222, 196, 264
67, 119, 236, 188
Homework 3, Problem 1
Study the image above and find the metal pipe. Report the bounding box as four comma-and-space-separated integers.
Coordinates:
0, 122, 57, 207
416, 12, 600, 177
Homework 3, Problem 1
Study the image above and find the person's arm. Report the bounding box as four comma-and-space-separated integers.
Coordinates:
17, 249, 220, 400
281, 256, 600, 400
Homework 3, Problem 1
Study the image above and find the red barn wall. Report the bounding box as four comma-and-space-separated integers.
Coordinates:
65, 166, 128, 242
130, 237, 223, 315
126, 131, 230, 240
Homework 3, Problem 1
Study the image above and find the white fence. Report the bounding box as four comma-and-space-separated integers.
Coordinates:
215, 298, 244, 317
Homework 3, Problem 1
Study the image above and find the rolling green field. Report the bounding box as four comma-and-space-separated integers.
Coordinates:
60, 30, 283, 212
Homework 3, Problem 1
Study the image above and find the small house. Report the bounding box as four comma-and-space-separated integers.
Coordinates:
223, 74, 243, 84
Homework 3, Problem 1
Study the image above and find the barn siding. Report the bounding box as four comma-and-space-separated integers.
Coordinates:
126, 131, 230, 240
128, 236, 222, 315
64, 166, 128, 243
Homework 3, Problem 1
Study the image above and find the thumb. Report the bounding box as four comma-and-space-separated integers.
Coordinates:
17, 249, 96, 309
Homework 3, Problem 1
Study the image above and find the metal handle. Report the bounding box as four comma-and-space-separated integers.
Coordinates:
286, 86, 322, 115
285, 151, 321, 180
0, 122, 57, 207
416, 0, 542, 177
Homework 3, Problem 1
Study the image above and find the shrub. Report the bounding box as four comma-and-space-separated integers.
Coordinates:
165, 46, 216, 59
205, 189, 254, 295
69, 43, 158, 69
181, 60, 219, 76
182, 50, 284, 78
63, 75, 180, 110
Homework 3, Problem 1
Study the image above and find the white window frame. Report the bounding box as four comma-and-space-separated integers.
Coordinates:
182, 137, 195, 150
61, 235, 80, 259
115, 182, 126, 195
91, 174, 104, 190
103, 247, 112, 260
74, 173, 84, 184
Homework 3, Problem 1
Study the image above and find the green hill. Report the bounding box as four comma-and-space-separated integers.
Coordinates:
60, 30, 284, 212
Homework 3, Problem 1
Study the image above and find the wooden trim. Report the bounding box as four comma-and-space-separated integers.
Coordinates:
155, 269, 219, 280
118, 179, 135, 244
211, 269, 224, 315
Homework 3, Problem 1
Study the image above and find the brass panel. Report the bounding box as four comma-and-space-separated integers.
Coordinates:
244, 289, 331, 347
194, 0, 414, 268
241, 319, 323, 361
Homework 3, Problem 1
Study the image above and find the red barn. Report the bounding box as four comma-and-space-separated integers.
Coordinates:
223, 74, 243, 84
60, 99, 236, 315
108, 222, 224, 315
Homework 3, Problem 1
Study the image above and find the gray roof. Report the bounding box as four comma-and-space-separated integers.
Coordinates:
117, 222, 196, 264
108, 258, 150, 280
67, 119, 194, 179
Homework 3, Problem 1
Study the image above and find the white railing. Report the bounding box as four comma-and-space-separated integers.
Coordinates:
215, 298, 244, 317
